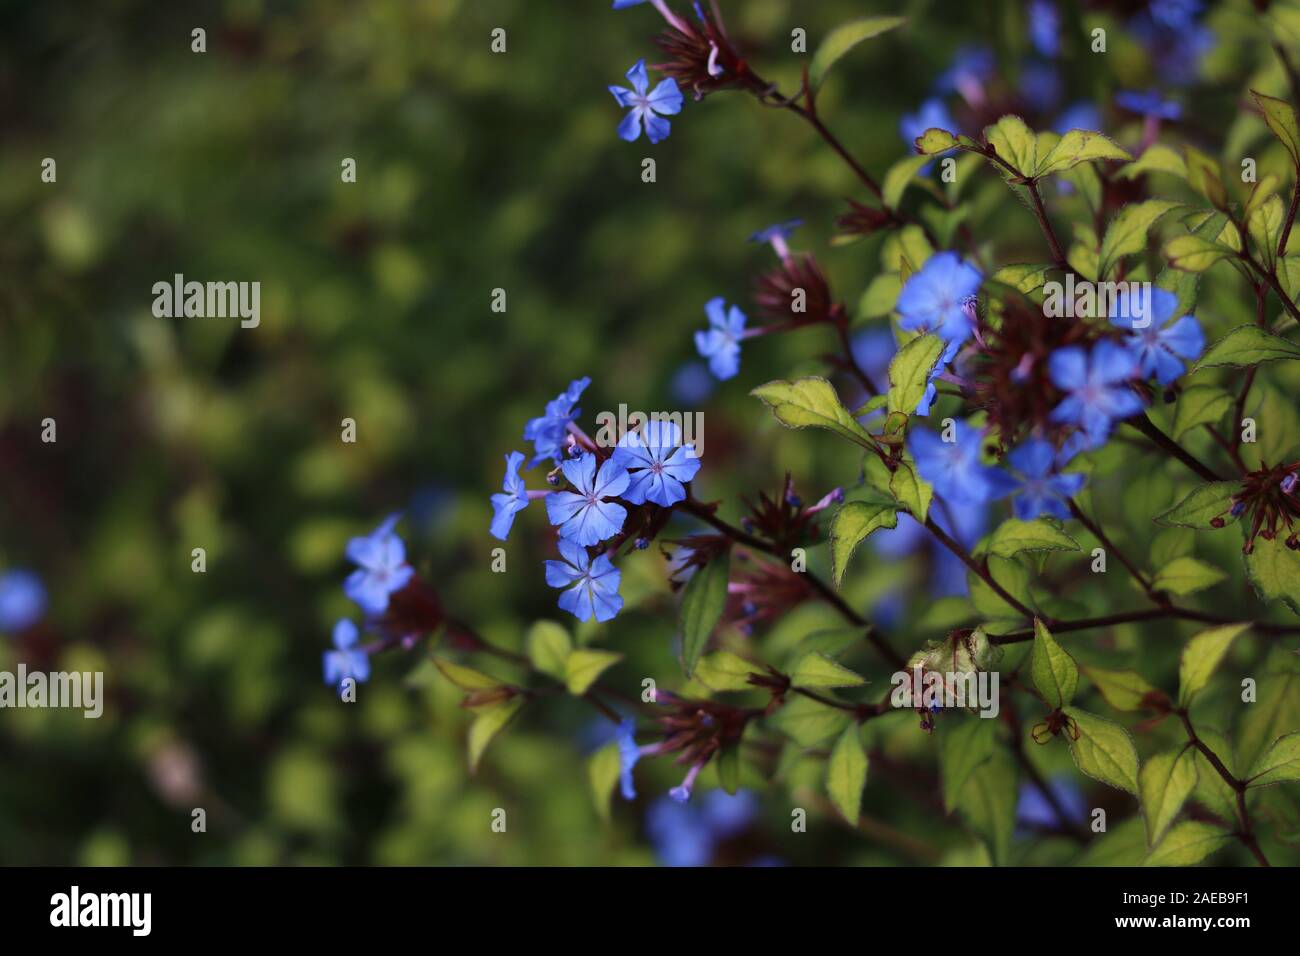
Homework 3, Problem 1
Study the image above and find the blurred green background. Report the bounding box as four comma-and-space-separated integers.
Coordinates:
0, 0, 1297, 866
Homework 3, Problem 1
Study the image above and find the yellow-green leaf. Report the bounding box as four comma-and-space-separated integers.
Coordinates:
526, 620, 571, 681
1139, 747, 1198, 846
1065, 708, 1140, 793
1172, 384, 1233, 438
467, 695, 523, 772
1031, 619, 1078, 708
1151, 556, 1228, 597
915, 127, 960, 155
888, 333, 944, 415
940, 718, 996, 812
826, 724, 868, 822
984, 518, 1080, 559
1081, 665, 1162, 712
809, 16, 906, 88
1178, 622, 1249, 706
1098, 200, 1181, 279
1154, 482, 1241, 529
434, 658, 503, 691
751, 376, 877, 449
1246, 731, 1300, 787
565, 648, 622, 695
1142, 820, 1231, 866
694, 650, 763, 692
791, 652, 867, 689
1244, 532, 1300, 615
1036, 129, 1132, 177
1251, 89, 1300, 168
829, 500, 898, 587
883, 155, 930, 210
1117, 143, 1187, 180
889, 456, 933, 522
588, 741, 621, 822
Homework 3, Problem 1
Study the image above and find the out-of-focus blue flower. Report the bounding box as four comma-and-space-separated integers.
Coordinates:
694, 296, 747, 380
900, 98, 959, 157
609, 59, 683, 144
612, 0, 648, 7
523, 377, 591, 466
0, 569, 46, 632
343, 514, 414, 616
1054, 101, 1103, 135
489, 451, 529, 541
669, 361, 715, 405
544, 539, 624, 622
897, 252, 983, 345
646, 789, 758, 866
1016, 775, 1087, 830
909, 420, 1013, 505
1049, 341, 1145, 446
1028, 0, 1060, 58
749, 219, 803, 246
870, 496, 987, 598
616, 719, 641, 799
612, 420, 701, 507
1005, 438, 1086, 520
546, 452, 629, 546
1115, 89, 1182, 121
935, 46, 995, 97
1129, 11, 1213, 86
1109, 286, 1204, 386
851, 327, 896, 395
1019, 60, 1062, 113
323, 619, 370, 692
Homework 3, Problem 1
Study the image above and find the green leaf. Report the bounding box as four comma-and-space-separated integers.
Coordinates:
678, 547, 730, 677
956, 745, 1017, 865
1193, 726, 1240, 825
467, 695, 523, 773
1065, 708, 1140, 793
858, 273, 902, 318
1172, 384, 1233, 438
1030, 619, 1078, 709
693, 650, 762, 692
1164, 234, 1235, 272
826, 724, 868, 822
915, 127, 960, 155
434, 658, 503, 691
1036, 129, 1132, 178
1236, 648, 1300, 771
715, 737, 742, 794
1151, 556, 1228, 597
791, 651, 867, 689
984, 115, 1038, 177
1117, 143, 1187, 180
525, 620, 571, 681
1081, 665, 1162, 712
882, 155, 930, 210
984, 517, 1080, 559
1185, 145, 1227, 209
565, 648, 622, 695
1244, 534, 1300, 615
1248, 194, 1285, 271
1250, 89, 1300, 168
1142, 821, 1231, 866
588, 741, 621, 822
1139, 748, 1199, 846
889, 456, 933, 522
1178, 622, 1249, 706
941, 719, 997, 812
751, 376, 877, 450
990, 263, 1052, 293
1077, 816, 1149, 866
1246, 731, 1300, 787
829, 500, 898, 587
1097, 199, 1181, 279
769, 693, 850, 747
809, 16, 906, 88
1195, 324, 1300, 371
1154, 482, 1241, 530
887, 333, 944, 415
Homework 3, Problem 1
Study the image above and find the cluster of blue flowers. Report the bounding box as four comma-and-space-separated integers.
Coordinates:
491, 379, 703, 623
323, 515, 413, 695
0, 569, 46, 634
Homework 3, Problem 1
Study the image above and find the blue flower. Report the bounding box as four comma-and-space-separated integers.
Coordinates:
544, 539, 624, 622
612, 0, 648, 7
1005, 439, 1086, 520
1048, 340, 1145, 445
749, 219, 803, 245
323, 619, 371, 692
616, 719, 641, 799
646, 790, 757, 866
1019, 61, 1062, 113
914, 339, 960, 417
896, 252, 983, 345
900, 97, 958, 152
1028, 0, 1060, 58
609, 59, 683, 144
1129, 12, 1213, 87
545, 452, 629, 546
0, 569, 46, 633
1109, 286, 1204, 386
1149, 0, 1203, 29
523, 376, 591, 466
909, 420, 1013, 505
1115, 89, 1182, 121
343, 515, 414, 616
669, 361, 715, 404
1054, 101, 1103, 135
489, 451, 529, 541
935, 46, 995, 96
694, 296, 747, 380
612, 420, 701, 506
1016, 776, 1087, 830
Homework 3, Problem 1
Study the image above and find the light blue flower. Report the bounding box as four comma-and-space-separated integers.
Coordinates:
489, 451, 529, 541
545, 452, 629, 546
1016, 775, 1087, 830
1005, 438, 1086, 520
1054, 101, 1103, 135
616, 719, 641, 799
1115, 89, 1182, 121
612, 420, 701, 506
523, 376, 591, 467
1108, 286, 1203, 386
1048, 340, 1145, 445
694, 296, 746, 380
1028, 0, 1060, 58
896, 252, 983, 345
610, 59, 683, 144
935, 46, 995, 96
343, 515, 414, 616
908, 420, 1014, 505
0, 569, 46, 633
323, 619, 370, 692
544, 538, 624, 622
